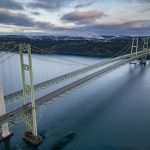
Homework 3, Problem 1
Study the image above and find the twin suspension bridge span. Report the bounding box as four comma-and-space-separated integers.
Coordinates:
0, 37, 149, 145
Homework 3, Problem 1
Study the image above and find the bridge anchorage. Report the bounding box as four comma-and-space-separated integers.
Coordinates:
19, 44, 42, 145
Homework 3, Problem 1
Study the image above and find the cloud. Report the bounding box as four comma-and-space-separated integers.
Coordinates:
61, 11, 108, 25
26, 0, 96, 11
0, 9, 52, 29
26, 0, 70, 10
86, 20, 150, 35
132, 0, 150, 3
52, 20, 150, 35
30, 12, 41, 16
0, 0, 23, 10
138, 5, 150, 13
84, 20, 150, 31
27, 2, 61, 10
75, 1, 96, 8
112, 0, 150, 3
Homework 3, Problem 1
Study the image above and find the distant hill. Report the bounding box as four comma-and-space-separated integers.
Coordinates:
0, 35, 148, 57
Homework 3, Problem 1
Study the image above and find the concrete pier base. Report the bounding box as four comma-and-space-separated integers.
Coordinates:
0, 132, 13, 142
0, 82, 13, 142
140, 61, 147, 65
23, 131, 42, 146
129, 62, 138, 65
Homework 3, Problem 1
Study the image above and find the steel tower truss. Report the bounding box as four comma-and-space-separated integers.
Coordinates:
19, 44, 42, 145
141, 38, 149, 64
131, 37, 139, 56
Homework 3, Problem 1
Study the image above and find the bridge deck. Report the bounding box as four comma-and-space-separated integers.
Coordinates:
5, 52, 140, 102
0, 51, 149, 126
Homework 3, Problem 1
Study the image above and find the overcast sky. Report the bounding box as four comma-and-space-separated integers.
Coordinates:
0, 0, 150, 36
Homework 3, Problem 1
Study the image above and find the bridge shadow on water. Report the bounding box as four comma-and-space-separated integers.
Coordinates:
70, 64, 148, 123
47, 64, 150, 150
87, 65, 146, 116
50, 132, 77, 150
73, 64, 150, 150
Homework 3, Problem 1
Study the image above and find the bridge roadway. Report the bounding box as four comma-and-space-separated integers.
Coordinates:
4, 51, 145, 103
0, 51, 149, 126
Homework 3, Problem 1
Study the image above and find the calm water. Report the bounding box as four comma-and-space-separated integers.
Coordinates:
1, 53, 150, 150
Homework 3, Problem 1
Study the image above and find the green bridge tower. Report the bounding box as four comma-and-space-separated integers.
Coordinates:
19, 43, 42, 146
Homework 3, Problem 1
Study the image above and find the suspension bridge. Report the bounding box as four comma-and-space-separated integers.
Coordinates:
0, 37, 149, 145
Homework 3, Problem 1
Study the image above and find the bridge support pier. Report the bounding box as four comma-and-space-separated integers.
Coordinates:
140, 57, 147, 65
0, 82, 13, 142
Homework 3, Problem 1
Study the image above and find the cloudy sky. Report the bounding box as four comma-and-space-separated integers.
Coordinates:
0, 0, 150, 36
